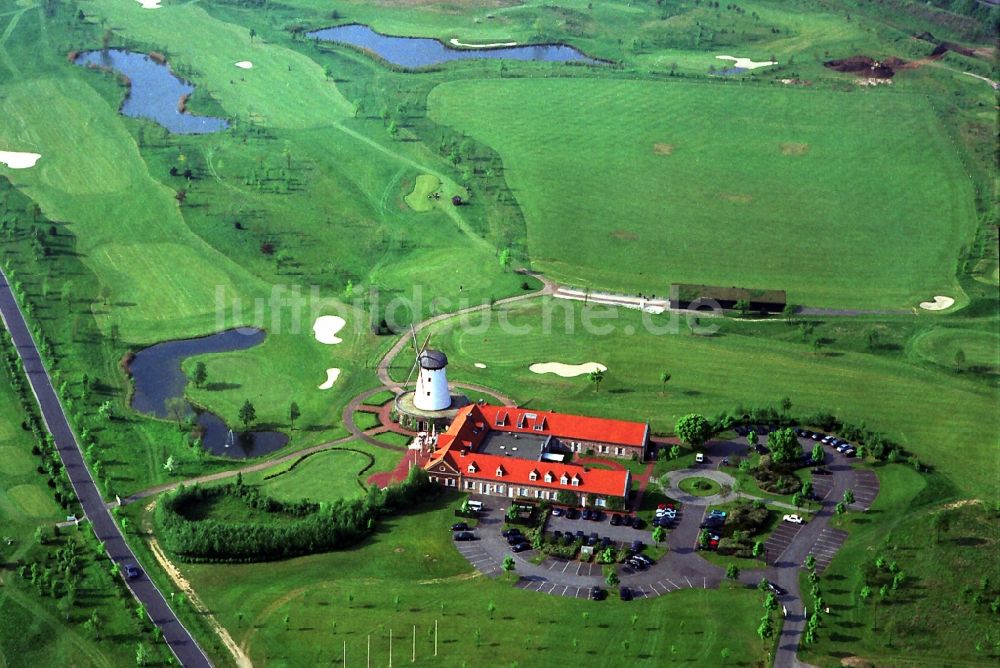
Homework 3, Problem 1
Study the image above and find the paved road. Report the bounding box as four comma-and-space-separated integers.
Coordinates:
0, 268, 212, 668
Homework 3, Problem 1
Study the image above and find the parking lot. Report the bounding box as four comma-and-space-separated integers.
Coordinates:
764, 521, 806, 566
452, 541, 503, 578
802, 527, 849, 573
850, 469, 880, 510
546, 512, 651, 549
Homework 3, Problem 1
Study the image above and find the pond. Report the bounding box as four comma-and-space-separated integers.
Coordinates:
74, 49, 229, 134
129, 328, 288, 458
306, 24, 601, 69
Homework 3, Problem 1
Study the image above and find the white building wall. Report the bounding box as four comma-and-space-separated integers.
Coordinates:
414, 366, 450, 411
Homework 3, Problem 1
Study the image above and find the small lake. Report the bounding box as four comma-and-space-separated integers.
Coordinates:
75, 49, 229, 134
129, 328, 288, 459
306, 24, 601, 69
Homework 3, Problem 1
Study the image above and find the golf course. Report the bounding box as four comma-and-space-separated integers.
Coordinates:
0, 0, 996, 665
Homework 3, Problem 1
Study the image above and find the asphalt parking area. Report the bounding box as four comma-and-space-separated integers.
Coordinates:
810, 473, 834, 501
764, 522, 805, 565
515, 578, 590, 599
850, 470, 880, 510
546, 514, 651, 546
453, 542, 503, 577
802, 527, 849, 573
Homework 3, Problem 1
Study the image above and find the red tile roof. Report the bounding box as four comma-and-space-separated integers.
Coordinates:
440, 448, 629, 498
475, 404, 648, 447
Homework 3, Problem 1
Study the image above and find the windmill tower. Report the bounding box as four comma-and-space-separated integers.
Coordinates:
413, 343, 451, 411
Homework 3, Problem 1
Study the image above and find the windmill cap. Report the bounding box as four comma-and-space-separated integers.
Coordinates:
418, 349, 448, 369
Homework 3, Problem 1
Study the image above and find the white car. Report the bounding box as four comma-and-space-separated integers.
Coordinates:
695, 453, 705, 463
783, 514, 804, 525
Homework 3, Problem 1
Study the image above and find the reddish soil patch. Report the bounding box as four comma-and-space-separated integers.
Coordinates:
653, 142, 674, 155
824, 56, 905, 78
367, 450, 421, 488
780, 143, 810, 156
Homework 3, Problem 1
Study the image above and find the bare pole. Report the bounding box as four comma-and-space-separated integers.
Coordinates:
343, 640, 346, 668
367, 634, 371, 668
434, 619, 438, 657
389, 629, 393, 668
412, 625, 416, 663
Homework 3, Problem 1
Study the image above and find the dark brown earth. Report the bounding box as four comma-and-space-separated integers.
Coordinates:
823, 55, 906, 78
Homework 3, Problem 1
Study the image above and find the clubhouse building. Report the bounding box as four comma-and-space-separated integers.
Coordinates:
421, 404, 650, 508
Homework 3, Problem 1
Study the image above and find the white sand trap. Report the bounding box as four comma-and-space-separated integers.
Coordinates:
318, 368, 341, 390
0, 151, 41, 169
716, 55, 776, 69
235, 61, 253, 69
450, 38, 518, 48
530, 362, 606, 378
474, 363, 487, 369
134, 0, 161, 8
919, 295, 955, 311
313, 315, 346, 344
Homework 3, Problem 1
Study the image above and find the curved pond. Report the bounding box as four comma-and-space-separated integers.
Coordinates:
306, 24, 601, 69
129, 328, 288, 459
74, 49, 229, 134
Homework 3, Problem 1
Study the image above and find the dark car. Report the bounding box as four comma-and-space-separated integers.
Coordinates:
590, 510, 603, 522
621, 514, 635, 527
652, 516, 672, 528
599, 537, 612, 550
566, 508, 580, 520
511, 541, 531, 553
563, 534, 575, 546
766, 580, 787, 596
626, 557, 647, 570
619, 587, 633, 601
507, 534, 527, 546
754, 444, 769, 455
501, 527, 522, 538
453, 531, 476, 542
553, 530, 563, 540
700, 517, 725, 529
609, 514, 622, 526
590, 586, 606, 601
811, 432, 824, 441
632, 517, 646, 530
630, 539, 644, 553
581, 508, 593, 521
124, 564, 141, 579
451, 522, 469, 532
812, 467, 831, 475
575, 530, 586, 540
632, 553, 654, 566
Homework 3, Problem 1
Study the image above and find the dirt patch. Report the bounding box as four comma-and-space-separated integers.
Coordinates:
418, 571, 482, 585
653, 143, 674, 155
721, 193, 753, 203
781, 143, 810, 156
611, 229, 639, 241
143, 502, 252, 668
942, 498, 982, 510
824, 56, 903, 78
841, 658, 875, 668
394, 547, 405, 553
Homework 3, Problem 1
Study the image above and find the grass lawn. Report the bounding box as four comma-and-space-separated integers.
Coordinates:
678, 476, 722, 497
259, 449, 372, 503
799, 466, 1000, 667
372, 431, 413, 448
365, 390, 397, 407
404, 174, 441, 212
158, 495, 769, 666
429, 78, 976, 308
352, 411, 383, 432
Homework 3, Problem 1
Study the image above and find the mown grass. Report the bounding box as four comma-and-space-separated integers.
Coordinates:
799, 466, 1000, 667
429, 77, 976, 308
259, 449, 371, 503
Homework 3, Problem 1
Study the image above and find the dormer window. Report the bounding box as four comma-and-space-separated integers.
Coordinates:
560, 474, 569, 485
544, 472, 554, 483
495, 466, 505, 477
495, 412, 508, 426
529, 469, 539, 481
534, 417, 548, 432
517, 414, 528, 429
467, 463, 478, 474
571, 475, 581, 487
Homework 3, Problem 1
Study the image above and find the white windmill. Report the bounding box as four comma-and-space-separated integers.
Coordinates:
408, 329, 451, 412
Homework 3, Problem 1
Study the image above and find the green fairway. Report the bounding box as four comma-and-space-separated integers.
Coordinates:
404, 174, 441, 212
411, 299, 998, 500
910, 327, 999, 372
429, 78, 976, 308
260, 449, 371, 503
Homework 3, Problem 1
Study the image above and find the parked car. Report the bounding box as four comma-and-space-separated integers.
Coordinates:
621, 515, 635, 527
843, 447, 856, 457
653, 516, 673, 528
630, 539, 644, 553
708, 510, 727, 518
507, 534, 527, 546
511, 541, 531, 553
124, 564, 141, 579
581, 508, 593, 521
599, 537, 612, 550
575, 530, 586, 540
754, 444, 769, 455
451, 522, 469, 532
590, 586, 606, 601
610, 514, 622, 526
700, 517, 725, 529
766, 580, 788, 596
783, 514, 805, 524
695, 453, 705, 463
566, 507, 580, 520
811, 432, 824, 441
501, 527, 522, 538
619, 586, 633, 601
551, 507, 564, 517
811, 467, 830, 475
627, 557, 648, 570
552, 530, 563, 540
454, 531, 476, 541
632, 518, 645, 530
562, 534, 575, 546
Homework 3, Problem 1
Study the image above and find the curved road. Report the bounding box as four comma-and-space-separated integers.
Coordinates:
0, 268, 212, 668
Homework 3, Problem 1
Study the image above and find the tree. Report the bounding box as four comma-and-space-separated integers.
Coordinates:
498, 248, 512, 272
747, 430, 758, 448
487, 601, 496, 619
757, 613, 774, 639
192, 362, 207, 388
588, 369, 605, 392
804, 554, 816, 570
652, 525, 666, 546
501, 555, 515, 573
84, 610, 102, 639
675, 414, 712, 449
767, 427, 800, 465
323, 64, 333, 80
954, 348, 966, 369
792, 491, 804, 509
289, 402, 301, 430
843, 489, 855, 505
726, 563, 740, 582
163, 456, 176, 473
720, 647, 731, 665
763, 592, 778, 612
933, 511, 951, 543
811, 443, 824, 464
238, 400, 256, 429
249, 27, 257, 42
734, 298, 750, 315
135, 643, 150, 667
605, 568, 619, 587
865, 328, 880, 350
669, 444, 681, 460
835, 501, 846, 516
659, 371, 671, 395
780, 397, 792, 413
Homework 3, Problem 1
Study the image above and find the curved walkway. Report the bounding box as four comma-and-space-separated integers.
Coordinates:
0, 268, 212, 668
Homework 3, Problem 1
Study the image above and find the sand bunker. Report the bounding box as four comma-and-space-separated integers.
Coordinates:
529, 362, 606, 378
449, 38, 518, 48
474, 363, 487, 369
781, 143, 810, 156
134, 0, 161, 8
919, 295, 955, 311
716, 55, 776, 69
653, 143, 674, 155
0, 151, 41, 169
318, 368, 341, 389
235, 61, 253, 69
313, 315, 346, 344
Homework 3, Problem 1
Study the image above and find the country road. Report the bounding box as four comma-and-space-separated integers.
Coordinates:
0, 267, 212, 668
